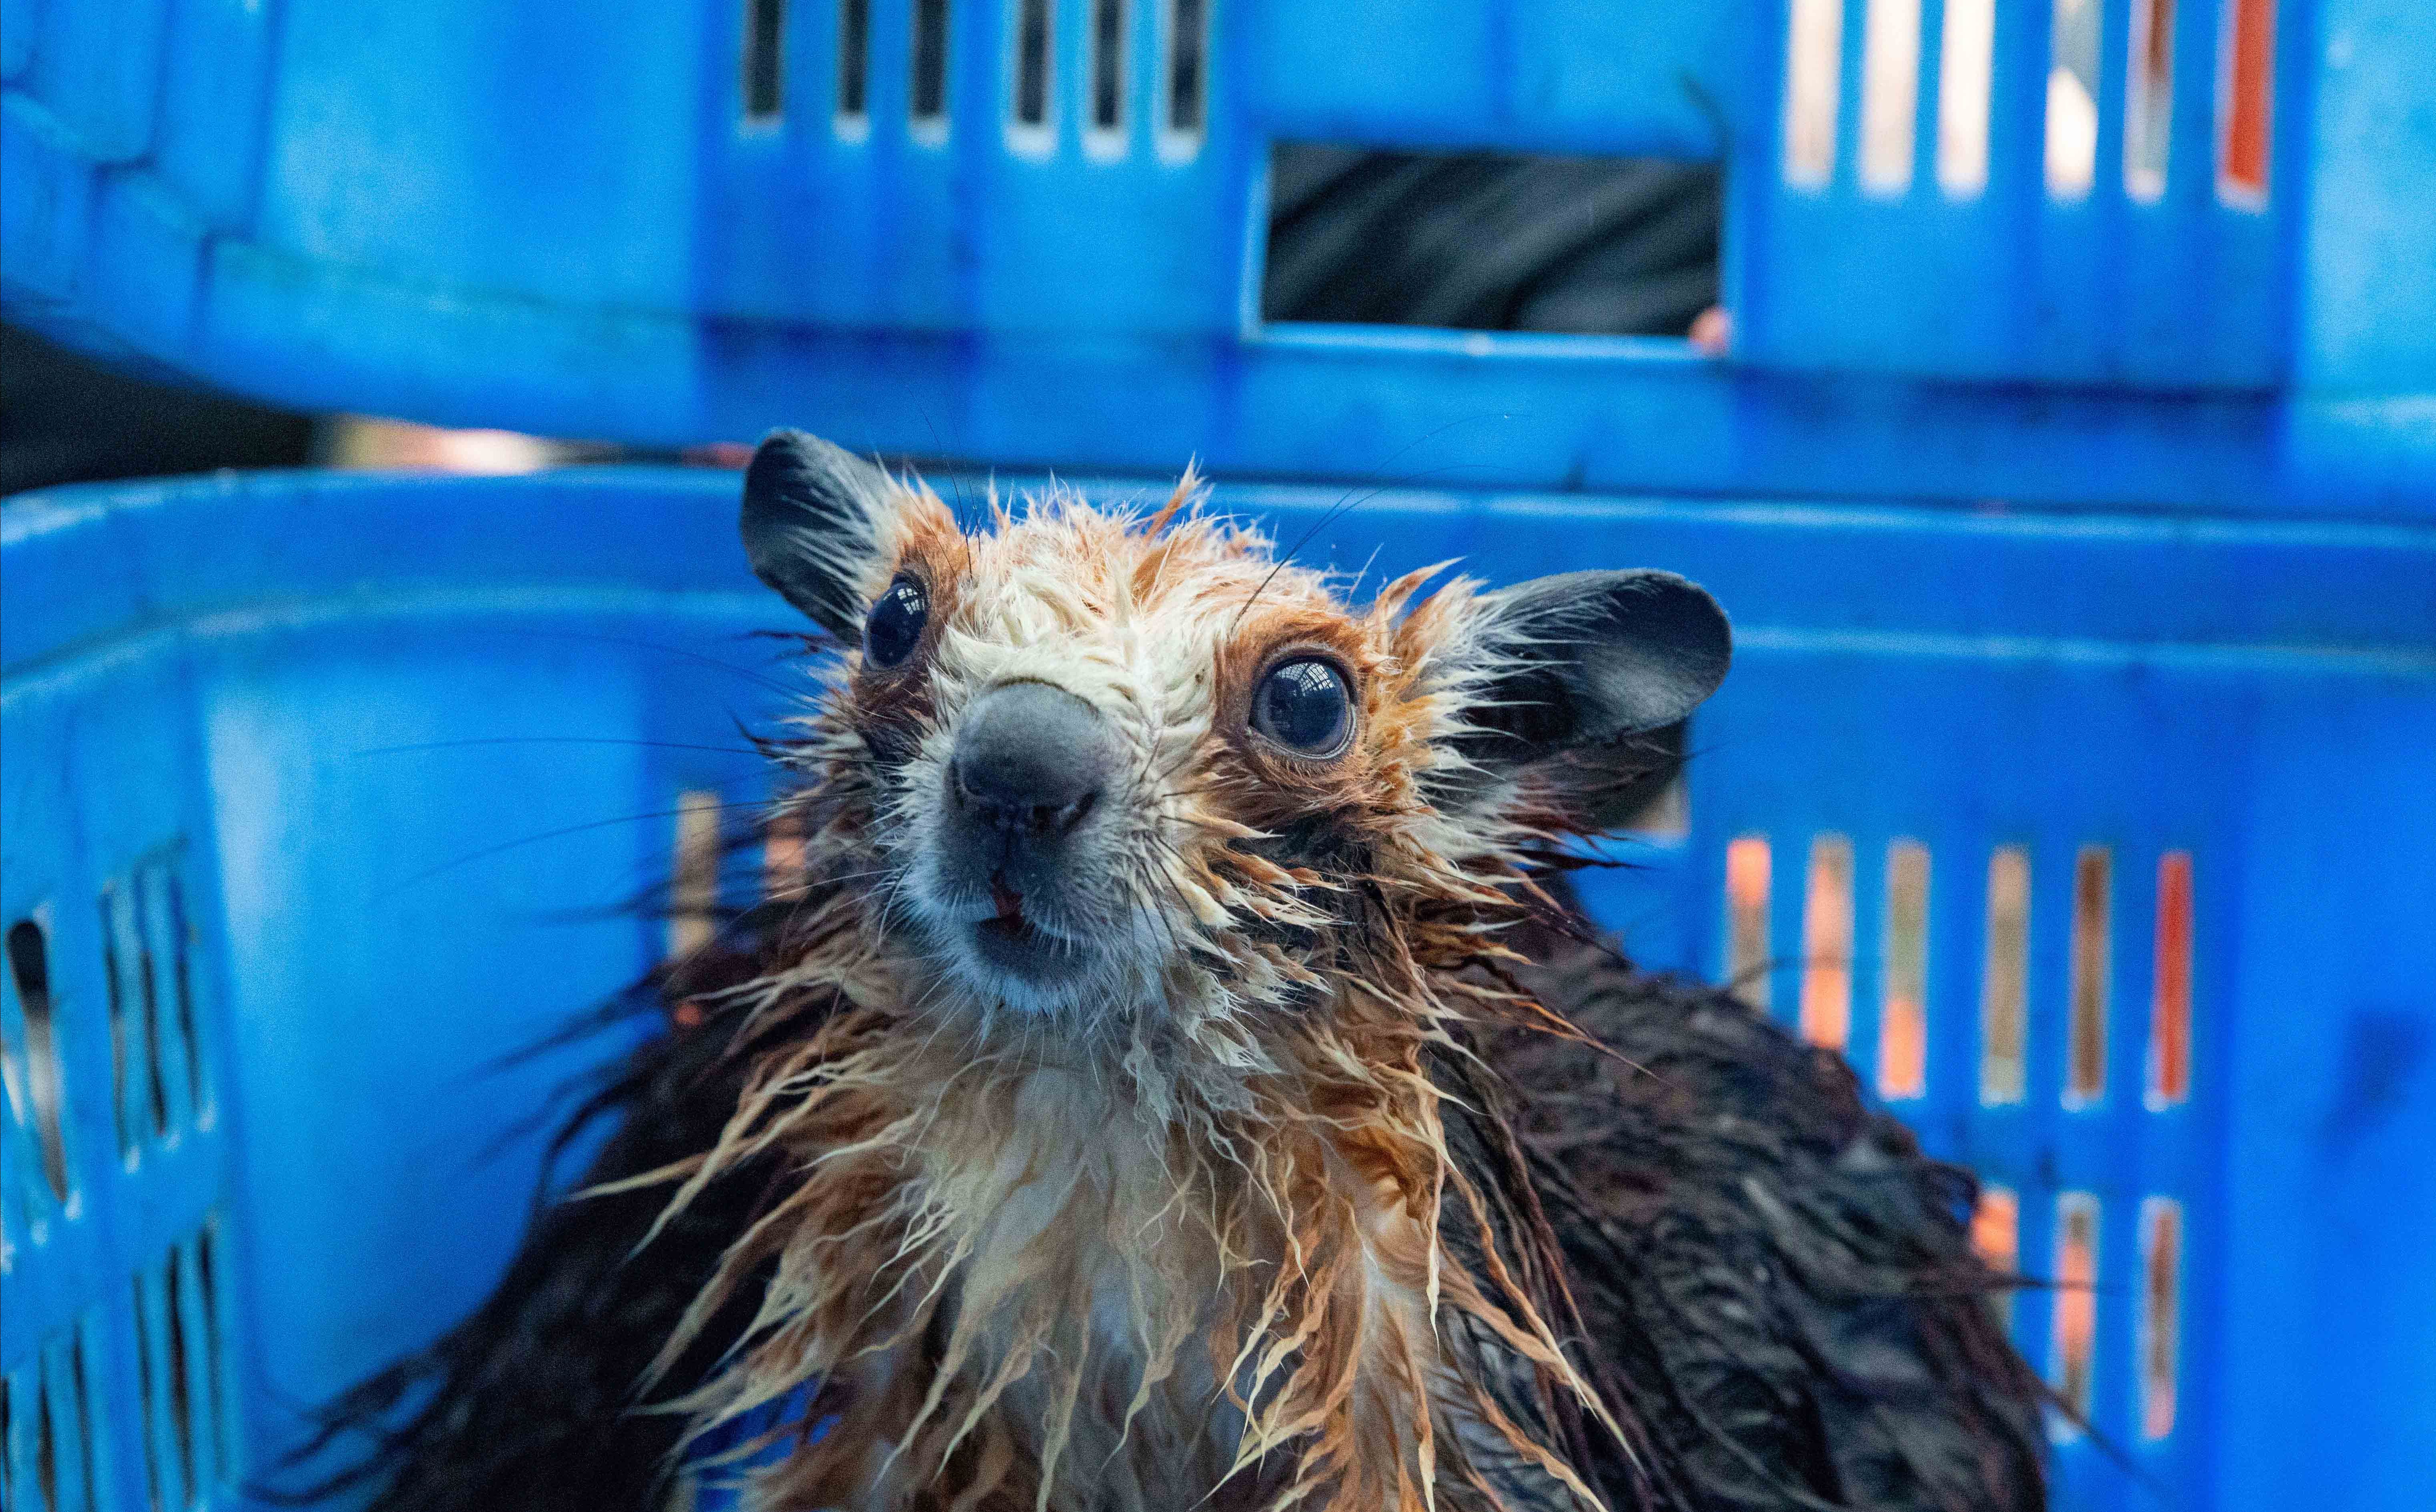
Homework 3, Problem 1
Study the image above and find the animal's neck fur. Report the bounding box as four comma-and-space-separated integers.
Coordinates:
651, 948, 1610, 1512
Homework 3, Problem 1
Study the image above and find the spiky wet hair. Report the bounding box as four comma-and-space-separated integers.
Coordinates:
733, 431, 1727, 1078
309, 435, 2044, 1512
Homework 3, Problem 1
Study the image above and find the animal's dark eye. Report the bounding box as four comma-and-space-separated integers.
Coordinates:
863, 575, 929, 667
1252, 658, 1352, 756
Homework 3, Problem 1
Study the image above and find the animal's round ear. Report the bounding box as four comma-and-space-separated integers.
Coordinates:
1444, 570, 1730, 802
740, 429, 900, 639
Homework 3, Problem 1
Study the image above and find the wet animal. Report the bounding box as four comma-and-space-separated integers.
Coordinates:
319, 432, 2046, 1512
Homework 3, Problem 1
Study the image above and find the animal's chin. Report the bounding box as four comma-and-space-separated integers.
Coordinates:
959, 914, 1099, 1006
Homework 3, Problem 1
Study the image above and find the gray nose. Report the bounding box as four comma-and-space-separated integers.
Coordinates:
952, 682, 1117, 836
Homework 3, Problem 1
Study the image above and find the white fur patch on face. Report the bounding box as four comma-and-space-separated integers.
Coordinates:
873, 503, 1249, 1025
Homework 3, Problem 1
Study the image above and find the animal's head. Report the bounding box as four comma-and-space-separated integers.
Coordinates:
741, 430, 1728, 1078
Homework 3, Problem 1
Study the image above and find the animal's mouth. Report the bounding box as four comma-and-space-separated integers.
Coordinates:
988, 872, 1026, 923
976, 874, 1037, 944
964, 872, 1086, 986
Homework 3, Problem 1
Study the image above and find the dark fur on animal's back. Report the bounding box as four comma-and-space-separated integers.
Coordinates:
1485, 931, 2045, 1510
312, 906, 2043, 1512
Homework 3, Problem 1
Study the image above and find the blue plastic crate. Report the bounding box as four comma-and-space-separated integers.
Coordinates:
6, 470, 2434, 1512
5, 2, 2436, 1510
2, 0, 2432, 509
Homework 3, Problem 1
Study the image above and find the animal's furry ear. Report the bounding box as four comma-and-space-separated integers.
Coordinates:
740, 429, 900, 639
1442, 569, 1730, 817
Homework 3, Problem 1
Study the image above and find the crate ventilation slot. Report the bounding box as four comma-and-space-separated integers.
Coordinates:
743, 0, 1202, 158
1086, 0, 1127, 155
1725, 835, 1772, 1012
910, 0, 950, 137
1877, 840, 1931, 1099
669, 790, 725, 962
5, 916, 72, 1206
1937, 0, 1997, 196
2126, 0, 2177, 201
2047, 0, 2102, 199
1781, 0, 1841, 188
1979, 845, 2031, 1104
1859, 0, 1922, 195
1260, 144, 1723, 339
2221, 0, 2276, 202
2049, 1192, 2100, 1434
837, 0, 871, 131
2149, 851, 2194, 1107
1006, 0, 1143, 157
1972, 1185, 2020, 1328
2140, 1197, 2184, 1439
743, 0, 787, 123
1161, 0, 1207, 151
1011, 0, 1053, 148
2064, 845, 2111, 1107
765, 807, 809, 898
1799, 834, 1854, 1051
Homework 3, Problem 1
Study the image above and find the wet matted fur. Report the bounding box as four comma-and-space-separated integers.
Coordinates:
307, 439, 2045, 1512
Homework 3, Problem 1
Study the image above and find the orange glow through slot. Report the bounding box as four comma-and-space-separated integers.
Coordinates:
1878, 840, 1929, 1099
2052, 1194, 2100, 1426
2066, 846, 2111, 1106
1727, 836, 1773, 1012
1973, 1186, 2021, 1328
1800, 835, 1854, 1050
2221, 0, 2276, 200
1980, 847, 2030, 1104
2140, 1197, 2184, 1439
2150, 851, 2194, 1106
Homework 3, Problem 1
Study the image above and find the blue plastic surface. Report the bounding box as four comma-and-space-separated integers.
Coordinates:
4, 0, 2432, 510
5, 469, 2434, 1512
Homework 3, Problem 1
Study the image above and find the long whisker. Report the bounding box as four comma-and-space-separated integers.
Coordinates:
464, 626, 813, 702
383, 798, 773, 895
354, 736, 767, 759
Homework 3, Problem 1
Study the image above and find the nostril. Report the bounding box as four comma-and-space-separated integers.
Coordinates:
1043, 788, 1097, 835
955, 761, 1103, 834
950, 681, 1117, 835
